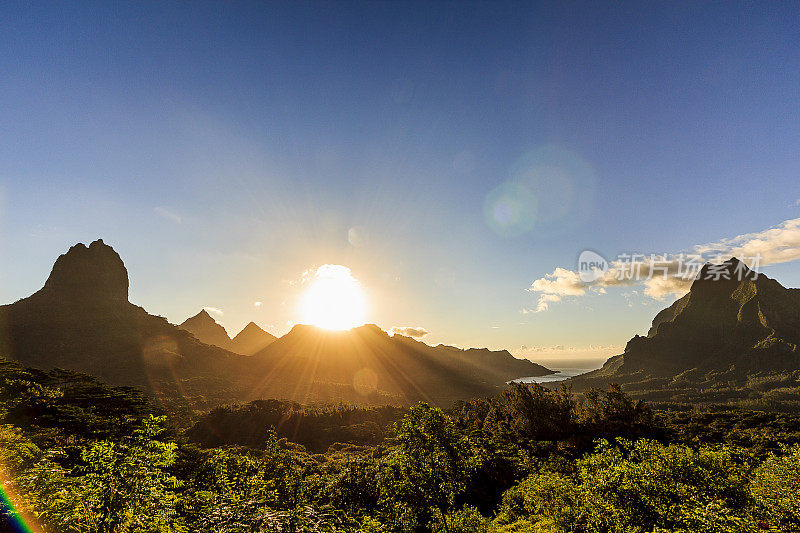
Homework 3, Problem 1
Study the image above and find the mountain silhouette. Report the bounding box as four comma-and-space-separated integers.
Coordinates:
0, 240, 549, 410
569, 258, 800, 402
246, 323, 552, 406
230, 322, 276, 355
179, 313, 277, 355
0, 240, 249, 415
180, 310, 235, 351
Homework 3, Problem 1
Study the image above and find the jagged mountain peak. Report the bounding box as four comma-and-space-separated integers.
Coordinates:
643, 257, 772, 339
693, 257, 756, 288
571, 262, 800, 396
237, 321, 266, 334
187, 309, 218, 324
0, 241, 250, 399
41, 238, 129, 302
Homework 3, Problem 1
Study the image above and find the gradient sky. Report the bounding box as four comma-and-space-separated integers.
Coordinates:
2, 2, 799, 367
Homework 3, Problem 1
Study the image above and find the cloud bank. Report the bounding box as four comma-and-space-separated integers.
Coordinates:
527, 217, 800, 312
390, 326, 429, 338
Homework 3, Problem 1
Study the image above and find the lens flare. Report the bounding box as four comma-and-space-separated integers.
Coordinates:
484, 145, 596, 238
483, 182, 538, 237
347, 226, 368, 247
353, 367, 378, 396
509, 144, 596, 233
142, 335, 182, 368
0, 470, 41, 533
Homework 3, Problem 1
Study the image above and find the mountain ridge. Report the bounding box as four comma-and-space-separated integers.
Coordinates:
246, 323, 551, 406
567, 257, 800, 404
0, 240, 550, 410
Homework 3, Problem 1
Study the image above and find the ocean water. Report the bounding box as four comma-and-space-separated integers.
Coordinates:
510, 367, 598, 384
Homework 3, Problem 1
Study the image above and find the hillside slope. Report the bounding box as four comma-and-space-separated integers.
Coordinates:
247, 324, 552, 406
568, 258, 800, 405
0, 240, 248, 414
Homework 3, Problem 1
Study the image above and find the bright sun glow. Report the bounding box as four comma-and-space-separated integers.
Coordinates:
299, 264, 367, 330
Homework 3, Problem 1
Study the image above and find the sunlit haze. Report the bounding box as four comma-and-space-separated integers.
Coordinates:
299, 265, 367, 330
2, 3, 799, 368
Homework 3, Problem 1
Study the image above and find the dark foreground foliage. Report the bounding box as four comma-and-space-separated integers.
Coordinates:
187, 399, 406, 453
1, 358, 800, 532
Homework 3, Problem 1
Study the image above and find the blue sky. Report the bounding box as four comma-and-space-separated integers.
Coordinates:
1, 2, 799, 366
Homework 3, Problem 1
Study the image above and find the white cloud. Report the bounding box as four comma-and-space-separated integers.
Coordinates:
254, 301, 262, 308
693, 217, 800, 266
154, 206, 182, 224
527, 217, 800, 311
203, 306, 224, 317
525, 268, 587, 312
390, 326, 429, 338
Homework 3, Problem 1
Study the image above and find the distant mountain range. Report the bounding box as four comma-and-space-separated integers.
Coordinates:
0, 240, 549, 411
180, 310, 276, 355
245, 323, 551, 406
568, 258, 800, 406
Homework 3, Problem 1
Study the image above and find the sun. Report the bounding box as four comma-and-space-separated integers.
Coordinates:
299, 264, 367, 330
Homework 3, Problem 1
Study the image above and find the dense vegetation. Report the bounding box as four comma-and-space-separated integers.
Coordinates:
1, 357, 799, 532
187, 400, 406, 453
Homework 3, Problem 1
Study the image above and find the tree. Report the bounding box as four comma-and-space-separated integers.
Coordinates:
77, 415, 182, 532
751, 444, 800, 529
379, 403, 480, 532
495, 438, 758, 533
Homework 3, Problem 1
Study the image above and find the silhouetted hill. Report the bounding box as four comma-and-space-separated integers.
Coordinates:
568, 258, 800, 406
179, 312, 276, 355
246, 324, 552, 406
230, 322, 276, 355
0, 240, 551, 413
0, 240, 248, 417
180, 309, 234, 351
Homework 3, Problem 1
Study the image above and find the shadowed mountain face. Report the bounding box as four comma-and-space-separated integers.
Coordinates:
246, 324, 552, 406
0, 240, 248, 414
180, 310, 235, 351
569, 258, 800, 403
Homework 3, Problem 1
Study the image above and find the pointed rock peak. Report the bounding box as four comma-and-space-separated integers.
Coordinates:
230, 322, 276, 354
180, 309, 231, 348
241, 321, 265, 333
184, 309, 222, 326
695, 256, 756, 286
43, 239, 129, 301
